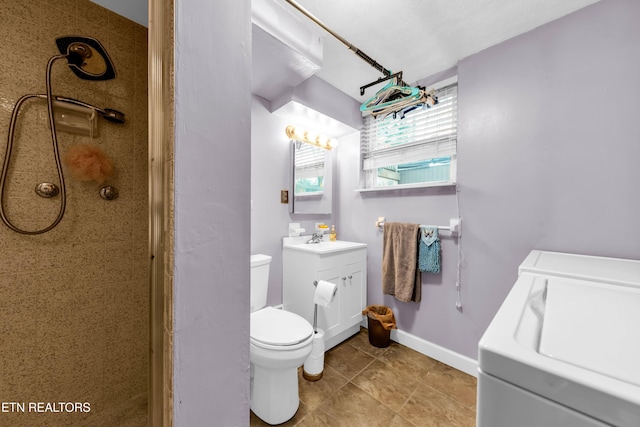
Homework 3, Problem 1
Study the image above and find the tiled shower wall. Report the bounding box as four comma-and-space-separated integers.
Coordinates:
0, 0, 149, 425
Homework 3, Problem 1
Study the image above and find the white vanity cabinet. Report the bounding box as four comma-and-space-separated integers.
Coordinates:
282, 238, 367, 351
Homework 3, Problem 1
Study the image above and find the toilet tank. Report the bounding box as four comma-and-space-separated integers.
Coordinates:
250, 254, 272, 312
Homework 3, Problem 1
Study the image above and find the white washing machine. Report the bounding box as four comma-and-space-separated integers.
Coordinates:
477, 250, 640, 427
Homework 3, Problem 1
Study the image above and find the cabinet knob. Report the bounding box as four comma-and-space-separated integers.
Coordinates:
348, 275, 353, 279
341, 276, 346, 281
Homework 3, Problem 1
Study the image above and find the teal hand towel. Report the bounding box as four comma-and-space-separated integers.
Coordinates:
419, 226, 440, 273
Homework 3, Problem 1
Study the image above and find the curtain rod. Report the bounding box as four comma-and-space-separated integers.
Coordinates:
283, 0, 410, 90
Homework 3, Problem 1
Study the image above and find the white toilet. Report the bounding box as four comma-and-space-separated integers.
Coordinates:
250, 254, 314, 425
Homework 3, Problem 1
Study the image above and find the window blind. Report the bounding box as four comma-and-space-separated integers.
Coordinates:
361, 84, 458, 171
294, 143, 325, 180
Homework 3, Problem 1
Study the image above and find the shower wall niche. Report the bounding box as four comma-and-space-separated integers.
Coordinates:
0, 1, 149, 425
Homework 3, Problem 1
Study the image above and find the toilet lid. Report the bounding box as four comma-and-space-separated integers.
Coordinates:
250, 307, 313, 346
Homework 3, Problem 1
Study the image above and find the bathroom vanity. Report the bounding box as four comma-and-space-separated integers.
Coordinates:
282, 237, 367, 350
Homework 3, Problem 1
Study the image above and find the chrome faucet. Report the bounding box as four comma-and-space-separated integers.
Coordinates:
306, 232, 323, 244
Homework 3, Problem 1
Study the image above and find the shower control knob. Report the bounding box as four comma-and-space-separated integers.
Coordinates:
35, 182, 59, 198
100, 186, 118, 200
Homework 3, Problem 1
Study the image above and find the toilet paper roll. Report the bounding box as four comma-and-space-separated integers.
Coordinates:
314, 280, 337, 307
304, 329, 325, 376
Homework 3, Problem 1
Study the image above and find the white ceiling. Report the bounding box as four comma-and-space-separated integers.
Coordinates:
271, 0, 601, 102
93, 0, 603, 103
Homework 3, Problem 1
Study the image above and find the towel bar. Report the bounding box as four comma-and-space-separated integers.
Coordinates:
375, 217, 460, 235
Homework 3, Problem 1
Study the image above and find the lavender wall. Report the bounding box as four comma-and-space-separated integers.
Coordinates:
458, 0, 640, 345
339, 0, 640, 359
251, 96, 309, 306
174, 1, 251, 425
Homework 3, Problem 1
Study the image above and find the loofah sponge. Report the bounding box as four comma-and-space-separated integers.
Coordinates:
63, 144, 114, 184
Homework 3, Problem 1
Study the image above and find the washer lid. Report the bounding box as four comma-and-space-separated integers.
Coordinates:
539, 277, 640, 387
250, 307, 313, 346
479, 273, 640, 427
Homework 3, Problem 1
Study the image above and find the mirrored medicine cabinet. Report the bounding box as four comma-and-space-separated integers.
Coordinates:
290, 140, 333, 215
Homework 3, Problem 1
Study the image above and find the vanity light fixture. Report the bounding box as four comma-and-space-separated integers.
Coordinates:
285, 125, 337, 150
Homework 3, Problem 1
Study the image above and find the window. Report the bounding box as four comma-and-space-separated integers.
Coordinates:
360, 81, 458, 189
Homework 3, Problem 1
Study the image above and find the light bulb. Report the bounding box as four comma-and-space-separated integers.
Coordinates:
293, 126, 305, 140
317, 135, 329, 146
305, 130, 318, 143
285, 125, 296, 139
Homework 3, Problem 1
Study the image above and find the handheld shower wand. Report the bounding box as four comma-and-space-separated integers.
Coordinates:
0, 36, 120, 235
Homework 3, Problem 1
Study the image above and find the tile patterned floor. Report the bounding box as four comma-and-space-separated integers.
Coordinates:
250, 329, 477, 426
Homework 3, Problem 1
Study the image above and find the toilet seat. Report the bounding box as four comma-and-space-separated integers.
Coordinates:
250, 307, 313, 348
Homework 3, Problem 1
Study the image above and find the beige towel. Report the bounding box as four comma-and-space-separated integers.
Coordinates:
382, 222, 421, 302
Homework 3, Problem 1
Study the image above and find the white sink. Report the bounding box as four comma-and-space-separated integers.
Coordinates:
283, 237, 366, 254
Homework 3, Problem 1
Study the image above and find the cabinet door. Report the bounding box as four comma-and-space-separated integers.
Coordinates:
316, 267, 342, 338
342, 261, 365, 328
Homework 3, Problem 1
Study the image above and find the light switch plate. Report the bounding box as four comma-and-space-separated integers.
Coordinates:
281, 190, 289, 204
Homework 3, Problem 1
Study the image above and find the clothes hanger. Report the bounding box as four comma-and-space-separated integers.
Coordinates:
371, 88, 438, 119
360, 77, 421, 114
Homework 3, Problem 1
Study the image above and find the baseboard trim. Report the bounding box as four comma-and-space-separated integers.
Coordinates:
362, 321, 478, 377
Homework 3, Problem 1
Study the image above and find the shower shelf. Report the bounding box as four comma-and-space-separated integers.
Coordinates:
52, 99, 98, 137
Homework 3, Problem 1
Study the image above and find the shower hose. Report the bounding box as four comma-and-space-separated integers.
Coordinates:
0, 54, 68, 235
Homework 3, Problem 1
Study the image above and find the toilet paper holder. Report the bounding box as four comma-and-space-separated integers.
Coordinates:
312, 281, 337, 332
313, 280, 338, 296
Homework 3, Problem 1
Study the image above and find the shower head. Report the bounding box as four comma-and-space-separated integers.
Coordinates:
55, 36, 116, 81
